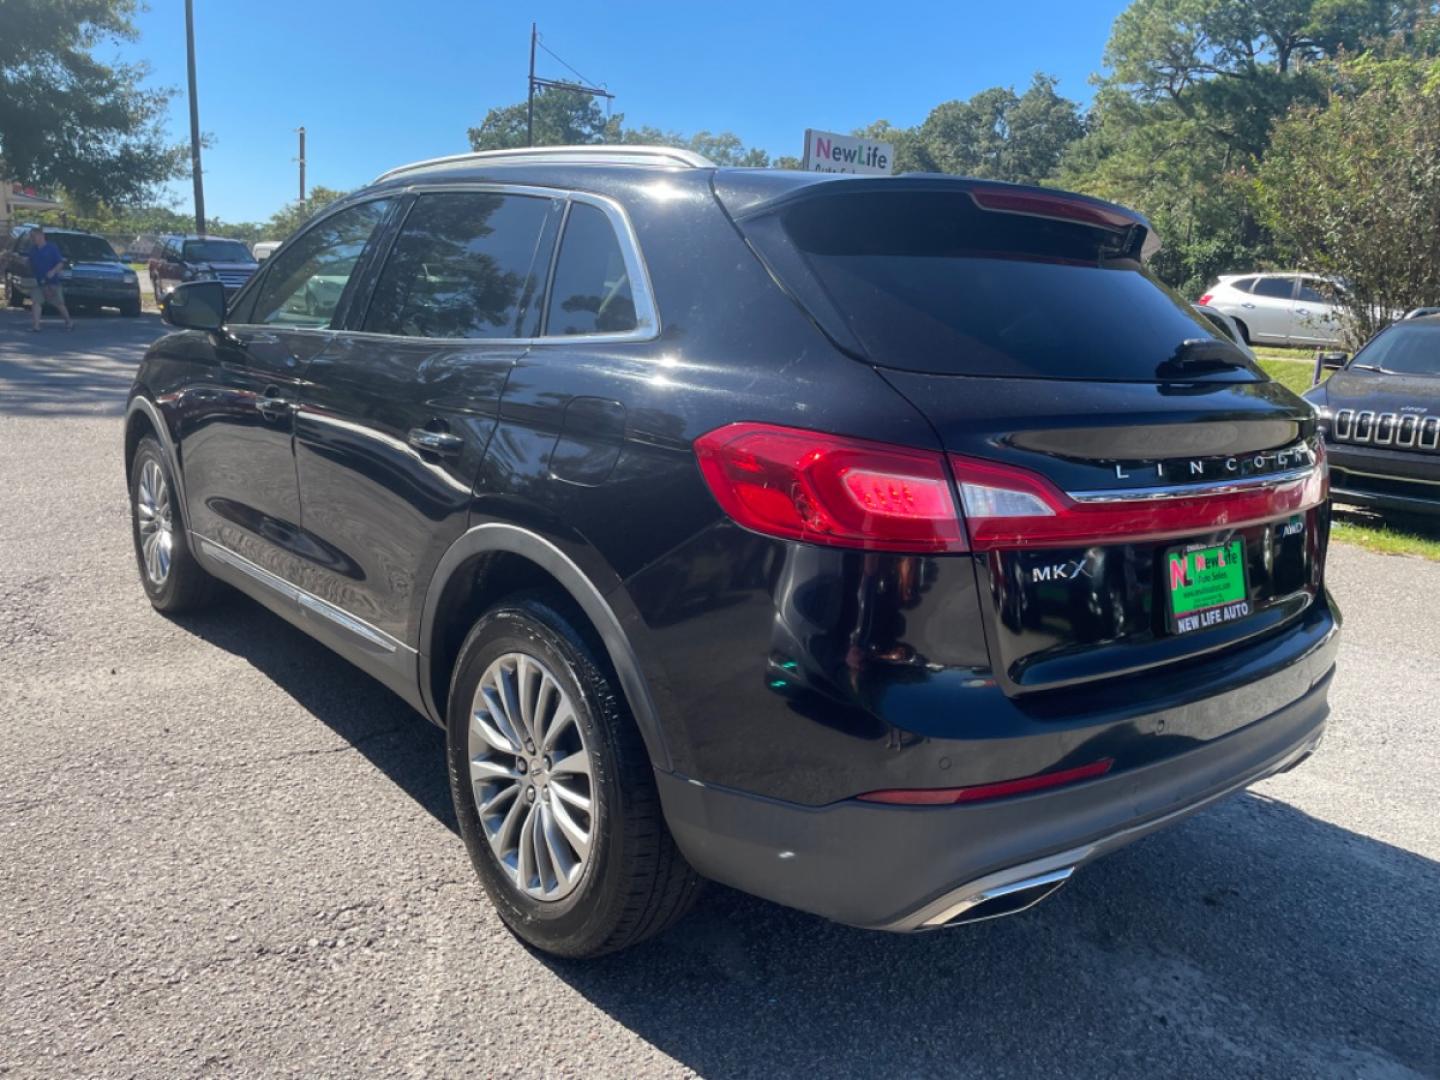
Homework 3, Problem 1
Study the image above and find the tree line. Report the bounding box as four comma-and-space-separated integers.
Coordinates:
6, 0, 1439, 338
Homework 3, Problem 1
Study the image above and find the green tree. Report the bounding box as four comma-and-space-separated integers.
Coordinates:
855, 75, 1085, 183
0, 0, 184, 207
264, 186, 349, 240
1058, 0, 1423, 293
1256, 51, 1440, 344
467, 91, 621, 150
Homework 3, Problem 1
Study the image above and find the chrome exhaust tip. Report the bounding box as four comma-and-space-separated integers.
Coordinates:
927, 866, 1074, 928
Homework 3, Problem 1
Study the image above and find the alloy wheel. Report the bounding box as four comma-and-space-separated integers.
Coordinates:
136, 459, 174, 585
467, 652, 595, 901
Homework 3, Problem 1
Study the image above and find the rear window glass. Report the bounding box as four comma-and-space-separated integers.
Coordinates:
766, 190, 1245, 381
182, 239, 253, 263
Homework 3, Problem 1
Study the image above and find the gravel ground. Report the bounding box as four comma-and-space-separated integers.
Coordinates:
1, 308, 1437, 1079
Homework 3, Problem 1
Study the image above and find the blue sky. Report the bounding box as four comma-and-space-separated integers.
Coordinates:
119, 0, 1130, 225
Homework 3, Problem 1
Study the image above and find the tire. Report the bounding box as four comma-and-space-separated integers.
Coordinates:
446, 595, 701, 958
6, 281, 23, 308
129, 436, 219, 613
121, 299, 141, 317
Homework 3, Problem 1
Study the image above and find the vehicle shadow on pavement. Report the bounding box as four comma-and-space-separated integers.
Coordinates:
166, 591, 1438, 1077
169, 592, 458, 832
0, 310, 164, 417
544, 795, 1440, 1078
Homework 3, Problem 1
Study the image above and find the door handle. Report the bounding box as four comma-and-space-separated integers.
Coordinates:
254, 385, 292, 420
408, 427, 464, 457
1241, 302, 1256, 309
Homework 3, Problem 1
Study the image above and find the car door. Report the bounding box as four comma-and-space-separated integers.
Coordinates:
290, 186, 561, 657
1292, 277, 1343, 346
1239, 275, 1298, 344
177, 198, 396, 590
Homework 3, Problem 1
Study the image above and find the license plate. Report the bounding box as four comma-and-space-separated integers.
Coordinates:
1166, 538, 1251, 635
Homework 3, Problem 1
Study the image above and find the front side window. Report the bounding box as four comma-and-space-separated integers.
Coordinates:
248, 199, 392, 328
545, 203, 639, 336
1297, 279, 1330, 304
365, 192, 553, 339
1252, 277, 1296, 300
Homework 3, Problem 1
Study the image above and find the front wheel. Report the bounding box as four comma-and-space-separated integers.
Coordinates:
446, 596, 701, 958
129, 436, 219, 613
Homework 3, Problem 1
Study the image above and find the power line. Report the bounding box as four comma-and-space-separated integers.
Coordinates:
526, 23, 614, 147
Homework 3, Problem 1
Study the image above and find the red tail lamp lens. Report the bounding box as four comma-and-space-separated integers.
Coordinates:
949, 451, 1327, 552
858, 758, 1114, 806
1197, 294, 1213, 305
694, 423, 967, 552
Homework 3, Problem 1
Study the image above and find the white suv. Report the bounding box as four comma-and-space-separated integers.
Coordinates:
1198, 273, 1344, 348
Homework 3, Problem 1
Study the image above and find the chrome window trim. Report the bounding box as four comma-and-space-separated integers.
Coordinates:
346, 183, 660, 346
1068, 465, 1316, 503
196, 537, 404, 654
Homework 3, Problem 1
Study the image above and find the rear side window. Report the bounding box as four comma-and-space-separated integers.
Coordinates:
544, 203, 638, 336
1229, 277, 1256, 293
756, 190, 1243, 381
1252, 277, 1296, 300
365, 192, 552, 339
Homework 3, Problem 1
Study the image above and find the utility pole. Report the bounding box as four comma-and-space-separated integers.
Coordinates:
526, 25, 614, 149
297, 126, 306, 203
184, 0, 205, 234
526, 23, 537, 147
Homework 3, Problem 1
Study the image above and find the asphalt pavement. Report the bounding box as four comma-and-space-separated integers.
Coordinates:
1, 307, 1437, 1079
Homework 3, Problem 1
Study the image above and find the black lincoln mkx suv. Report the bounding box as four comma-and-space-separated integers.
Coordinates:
124, 145, 1339, 957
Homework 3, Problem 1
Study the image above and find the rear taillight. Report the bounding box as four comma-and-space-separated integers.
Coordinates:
858, 758, 1114, 805
950, 451, 1327, 551
693, 423, 967, 553
1197, 294, 1213, 305
695, 423, 1327, 555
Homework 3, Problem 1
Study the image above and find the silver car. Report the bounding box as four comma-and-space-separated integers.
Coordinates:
1199, 273, 1344, 348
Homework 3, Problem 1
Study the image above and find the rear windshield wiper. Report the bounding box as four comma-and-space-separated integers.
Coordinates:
1155, 338, 1256, 379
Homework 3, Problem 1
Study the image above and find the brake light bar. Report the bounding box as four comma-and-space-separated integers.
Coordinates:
858, 758, 1114, 805
950, 446, 1327, 552
969, 188, 1140, 233
694, 423, 967, 553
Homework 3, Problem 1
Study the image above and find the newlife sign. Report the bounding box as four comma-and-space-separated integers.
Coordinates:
801, 129, 894, 175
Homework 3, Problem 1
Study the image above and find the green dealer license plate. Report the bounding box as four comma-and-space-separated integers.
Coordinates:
1166, 538, 1251, 635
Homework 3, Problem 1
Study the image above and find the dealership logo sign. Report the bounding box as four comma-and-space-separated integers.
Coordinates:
801, 129, 894, 176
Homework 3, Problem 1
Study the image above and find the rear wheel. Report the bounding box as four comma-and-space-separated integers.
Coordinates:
121, 299, 141, 317
129, 436, 218, 613
446, 596, 701, 958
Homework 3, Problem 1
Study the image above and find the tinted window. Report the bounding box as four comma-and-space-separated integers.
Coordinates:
249, 199, 392, 328
365, 192, 552, 339
50, 234, 118, 261
1230, 277, 1256, 293
182, 239, 253, 263
760, 190, 1244, 381
545, 203, 638, 336
1296, 280, 1329, 303
1353, 323, 1440, 376
1252, 277, 1295, 299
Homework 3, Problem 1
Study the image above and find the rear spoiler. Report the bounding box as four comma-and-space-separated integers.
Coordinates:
714, 173, 1162, 262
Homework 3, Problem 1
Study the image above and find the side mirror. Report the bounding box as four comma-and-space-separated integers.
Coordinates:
1312, 350, 1347, 386
162, 280, 226, 331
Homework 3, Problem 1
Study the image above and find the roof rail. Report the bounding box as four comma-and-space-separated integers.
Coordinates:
373, 144, 714, 183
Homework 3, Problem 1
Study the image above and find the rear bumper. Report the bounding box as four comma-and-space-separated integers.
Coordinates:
657, 664, 1332, 930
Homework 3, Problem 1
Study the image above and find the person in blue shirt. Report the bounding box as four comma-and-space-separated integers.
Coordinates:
25, 227, 73, 332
